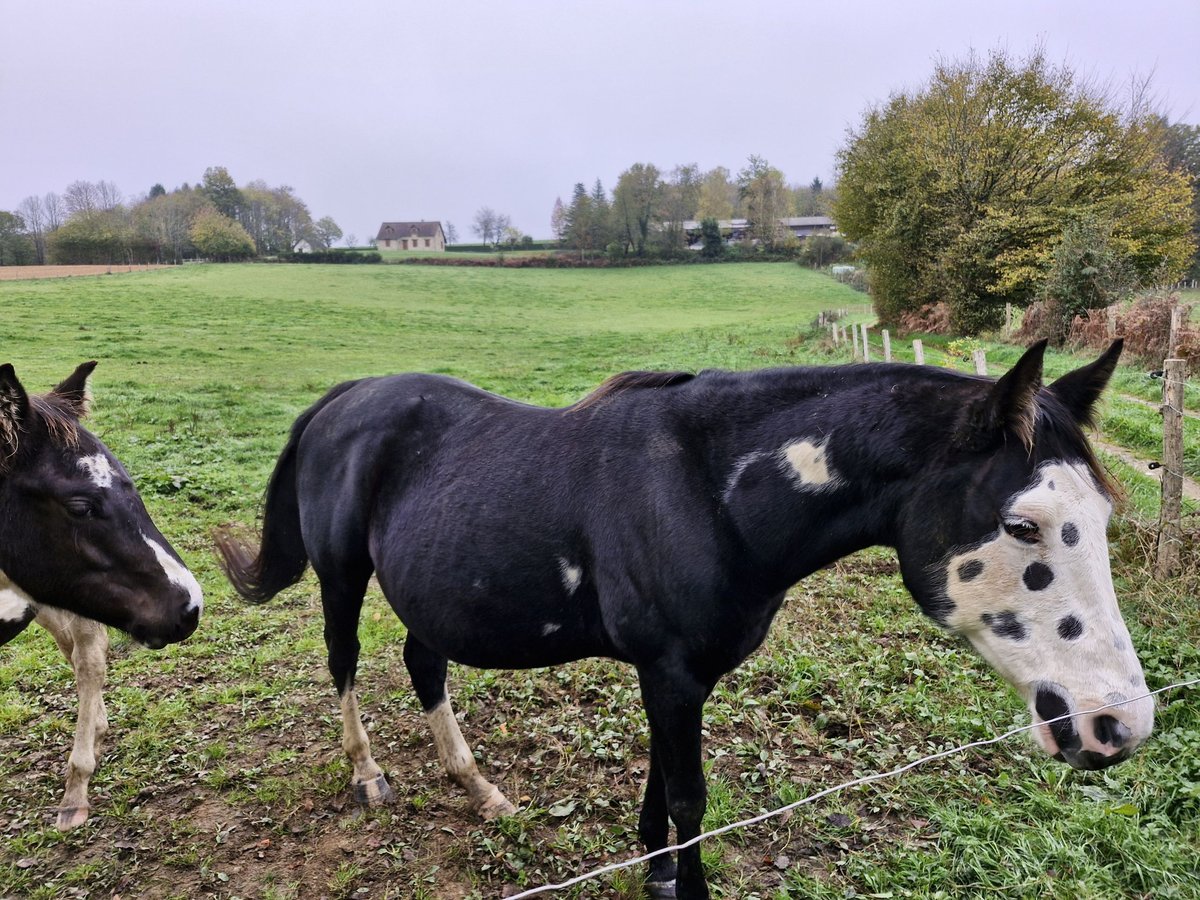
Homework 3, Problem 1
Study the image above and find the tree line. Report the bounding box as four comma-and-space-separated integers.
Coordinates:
550, 158, 837, 259
0, 167, 343, 265
834, 46, 1199, 339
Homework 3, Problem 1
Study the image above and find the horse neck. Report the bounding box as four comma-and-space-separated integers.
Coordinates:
693, 365, 963, 586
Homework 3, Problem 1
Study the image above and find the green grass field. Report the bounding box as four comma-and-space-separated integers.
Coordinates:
1, 263, 1198, 899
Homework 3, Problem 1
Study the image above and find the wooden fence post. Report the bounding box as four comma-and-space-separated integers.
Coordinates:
1168, 305, 1185, 358
852, 324, 860, 359
882, 329, 892, 362
1107, 305, 1118, 340
1004, 303, 1013, 337
973, 349, 988, 376
1155, 358, 1186, 578
862, 325, 871, 362
913, 339, 925, 365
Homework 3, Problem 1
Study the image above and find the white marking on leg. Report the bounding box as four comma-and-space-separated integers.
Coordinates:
78, 453, 114, 488
141, 535, 204, 613
339, 688, 387, 797
542, 622, 562, 636
35, 608, 109, 830
426, 694, 515, 819
779, 438, 840, 490
558, 558, 583, 596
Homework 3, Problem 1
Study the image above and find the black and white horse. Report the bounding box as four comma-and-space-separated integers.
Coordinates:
1, 361, 203, 828
218, 340, 1150, 899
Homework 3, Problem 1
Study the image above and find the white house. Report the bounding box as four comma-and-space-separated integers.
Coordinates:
376, 221, 447, 251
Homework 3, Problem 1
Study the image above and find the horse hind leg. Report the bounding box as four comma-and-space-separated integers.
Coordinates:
319, 574, 394, 806
37, 609, 109, 830
403, 635, 515, 820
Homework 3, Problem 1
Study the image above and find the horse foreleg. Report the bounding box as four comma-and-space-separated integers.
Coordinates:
37, 609, 109, 830
639, 744, 678, 896
640, 666, 711, 900
404, 635, 514, 819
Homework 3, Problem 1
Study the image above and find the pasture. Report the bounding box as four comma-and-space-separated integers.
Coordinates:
1, 263, 1198, 899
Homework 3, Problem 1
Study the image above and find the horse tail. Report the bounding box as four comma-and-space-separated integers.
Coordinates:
215, 380, 361, 604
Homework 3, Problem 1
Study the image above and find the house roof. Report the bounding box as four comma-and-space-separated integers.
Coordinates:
376, 221, 444, 240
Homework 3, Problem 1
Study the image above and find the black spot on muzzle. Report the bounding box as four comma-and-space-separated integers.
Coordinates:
1035, 685, 1081, 756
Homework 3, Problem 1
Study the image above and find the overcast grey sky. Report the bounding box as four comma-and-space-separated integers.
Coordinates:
2, 0, 1197, 243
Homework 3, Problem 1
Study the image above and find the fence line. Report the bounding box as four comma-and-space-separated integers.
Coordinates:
507, 678, 1199, 899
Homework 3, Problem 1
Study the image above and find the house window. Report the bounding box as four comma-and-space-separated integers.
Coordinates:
425, 239, 430, 247
402, 240, 408, 249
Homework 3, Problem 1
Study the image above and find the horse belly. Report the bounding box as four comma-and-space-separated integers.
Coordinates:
376, 535, 612, 670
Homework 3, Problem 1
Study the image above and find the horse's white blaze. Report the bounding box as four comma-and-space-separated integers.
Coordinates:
142, 535, 204, 613
559, 558, 582, 596
0, 569, 34, 622
944, 462, 1152, 753
78, 453, 114, 488
780, 438, 839, 490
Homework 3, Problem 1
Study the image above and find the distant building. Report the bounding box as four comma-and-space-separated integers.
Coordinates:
681, 216, 836, 248
376, 221, 447, 251
292, 239, 315, 254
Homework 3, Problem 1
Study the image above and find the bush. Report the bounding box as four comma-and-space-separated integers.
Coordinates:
1064, 291, 1199, 368
277, 250, 381, 264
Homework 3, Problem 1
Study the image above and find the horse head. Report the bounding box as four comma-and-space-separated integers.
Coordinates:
0, 362, 202, 649
898, 341, 1152, 770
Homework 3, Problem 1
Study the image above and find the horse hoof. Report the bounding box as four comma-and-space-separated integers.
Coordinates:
646, 879, 677, 899
352, 774, 395, 806
56, 805, 89, 830
476, 791, 516, 820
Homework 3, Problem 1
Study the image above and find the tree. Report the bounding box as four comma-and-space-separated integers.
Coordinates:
134, 188, 209, 262
737, 155, 789, 250
659, 164, 702, 255
17, 195, 48, 263
835, 47, 1196, 332
563, 183, 594, 255
697, 166, 735, 221
189, 207, 256, 260
0, 211, 35, 265
699, 217, 725, 259
1037, 215, 1138, 343
148, 183, 167, 199
313, 216, 343, 250
472, 206, 496, 244
1160, 120, 1200, 278
201, 166, 243, 220
550, 197, 567, 242
612, 164, 663, 256
444, 221, 458, 245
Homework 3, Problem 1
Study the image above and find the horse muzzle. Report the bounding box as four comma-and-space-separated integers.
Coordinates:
1033, 683, 1152, 770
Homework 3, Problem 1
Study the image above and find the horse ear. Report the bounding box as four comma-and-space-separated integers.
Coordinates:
1048, 339, 1122, 427
956, 340, 1046, 451
51, 360, 98, 418
0, 363, 31, 459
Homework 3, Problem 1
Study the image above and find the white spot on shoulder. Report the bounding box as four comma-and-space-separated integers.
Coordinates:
0, 569, 35, 623
779, 438, 840, 490
542, 622, 561, 636
559, 558, 582, 596
78, 453, 114, 488
142, 535, 204, 613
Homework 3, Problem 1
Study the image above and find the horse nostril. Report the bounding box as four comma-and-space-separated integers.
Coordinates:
1093, 714, 1131, 749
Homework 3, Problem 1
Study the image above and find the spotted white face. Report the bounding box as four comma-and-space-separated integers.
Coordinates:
943, 461, 1153, 764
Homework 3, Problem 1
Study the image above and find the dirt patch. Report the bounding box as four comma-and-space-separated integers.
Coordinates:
0, 264, 173, 281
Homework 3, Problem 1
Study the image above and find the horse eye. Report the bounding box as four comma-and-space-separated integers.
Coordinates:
65, 497, 97, 519
1003, 518, 1040, 543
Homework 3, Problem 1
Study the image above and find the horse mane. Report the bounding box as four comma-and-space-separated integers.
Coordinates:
0, 394, 83, 472
568, 370, 695, 412
1034, 389, 1123, 500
